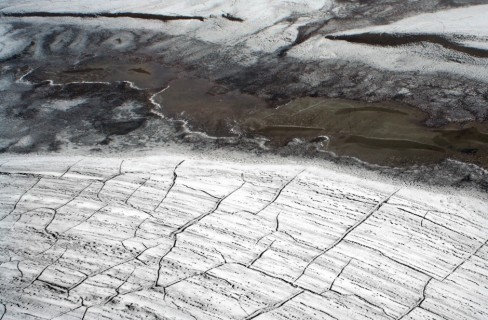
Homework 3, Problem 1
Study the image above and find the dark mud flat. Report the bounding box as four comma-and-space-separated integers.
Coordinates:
154, 79, 488, 168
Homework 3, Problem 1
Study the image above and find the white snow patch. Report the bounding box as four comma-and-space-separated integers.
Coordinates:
334, 4, 488, 38
288, 37, 488, 83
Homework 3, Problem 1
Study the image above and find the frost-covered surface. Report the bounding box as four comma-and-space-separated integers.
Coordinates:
287, 37, 488, 83
0, 0, 329, 17
0, 153, 487, 319
0, 0, 331, 51
334, 5, 488, 38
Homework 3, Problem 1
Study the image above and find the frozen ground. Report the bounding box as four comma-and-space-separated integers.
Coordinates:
0, 154, 488, 320
1, 2, 488, 319
0, 152, 487, 320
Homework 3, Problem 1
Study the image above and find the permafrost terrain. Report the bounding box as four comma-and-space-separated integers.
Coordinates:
1, 0, 488, 319
0, 154, 487, 320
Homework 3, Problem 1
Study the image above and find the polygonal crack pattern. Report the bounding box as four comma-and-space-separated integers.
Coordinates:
0, 155, 487, 320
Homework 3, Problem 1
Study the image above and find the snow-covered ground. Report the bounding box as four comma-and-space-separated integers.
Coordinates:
0, 0, 331, 53
1, 1, 488, 83
0, 152, 487, 319
1, 2, 488, 318
334, 5, 488, 37
300, 4, 488, 82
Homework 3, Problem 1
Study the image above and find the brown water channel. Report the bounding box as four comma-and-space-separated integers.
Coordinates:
27, 61, 488, 168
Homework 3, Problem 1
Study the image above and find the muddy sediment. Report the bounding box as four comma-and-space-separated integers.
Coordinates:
154, 84, 488, 168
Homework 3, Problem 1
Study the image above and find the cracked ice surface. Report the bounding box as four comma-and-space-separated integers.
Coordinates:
0, 154, 487, 320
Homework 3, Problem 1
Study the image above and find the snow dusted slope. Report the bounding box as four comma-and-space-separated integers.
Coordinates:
0, 154, 487, 320
289, 4, 488, 83
0, 0, 331, 50
1, 0, 488, 86
334, 5, 488, 37
0, 0, 329, 17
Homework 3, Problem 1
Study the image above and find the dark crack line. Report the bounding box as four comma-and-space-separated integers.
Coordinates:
329, 288, 395, 319
343, 195, 377, 206
59, 158, 84, 179
116, 262, 225, 304
294, 188, 401, 282
237, 260, 393, 316
125, 176, 150, 206
255, 212, 321, 251
417, 306, 450, 320
443, 238, 488, 281
155, 237, 177, 287
398, 278, 433, 319
255, 211, 281, 244
60, 204, 108, 235
16, 260, 24, 278
182, 184, 220, 199
300, 302, 339, 319
398, 207, 469, 238
248, 241, 275, 268
23, 247, 67, 291
243, 290, 304, 320
96, 160, 125, 202
328, 259, 352, 291
222, 13, 244, 22
81, 306, 89, 320
5, 206, 51, 233
103, 266, 137, 305
44, 182, 94, 236
43, 208, 60, 238
275, 211, 281, 231
0, 177, 42, 222
133, 217, 149, 239
280, 231, 322, 251
155, 181, 245, 286
171, 301, 198, 320
204, 273, 250, 315
254, 170, 304, 215
0, 302, 7, 320
214, 248, 228, 264
164, 262, 225, 290
240, 173, 260, 187
66, 241, 162, 294
420, 210, 430, 228
49, 305, 83, 320
33, 239, 63, 259
233, 262, 306, 292
0, 171, 40, 178
208, 273, 235, 289
0, 303, 6, 320
37, 279, 69, 292
169, 180, 246, 237
255, 233, 271, 245
154, 160, 185, 211
345, 239, 432, 279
